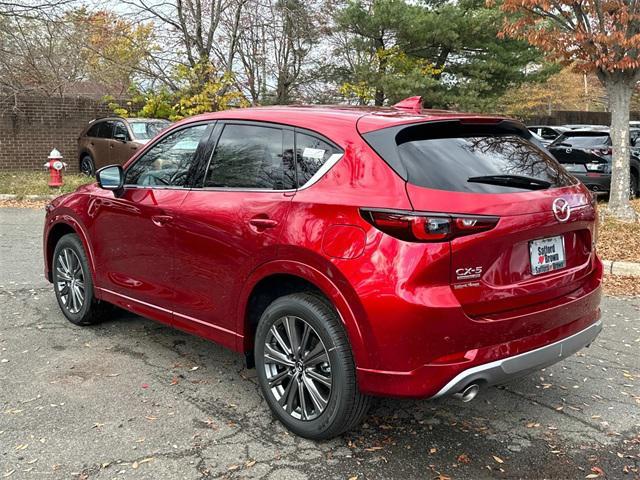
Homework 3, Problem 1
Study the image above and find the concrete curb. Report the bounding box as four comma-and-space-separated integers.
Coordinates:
0, 194, 57, 201
601, 259, 640, 277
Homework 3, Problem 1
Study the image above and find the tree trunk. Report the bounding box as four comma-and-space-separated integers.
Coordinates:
374, 36, 385, 106
603, 74, 637, 221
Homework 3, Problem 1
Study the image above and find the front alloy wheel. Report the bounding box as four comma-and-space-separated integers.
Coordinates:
52, 233, 110, 325
264, 316, 332, 421
55, 248, 85, 314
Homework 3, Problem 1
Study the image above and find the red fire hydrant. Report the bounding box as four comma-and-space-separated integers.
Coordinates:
43, 149, 67, 188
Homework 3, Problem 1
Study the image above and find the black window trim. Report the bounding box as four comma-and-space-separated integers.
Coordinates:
123, 120, 216, 190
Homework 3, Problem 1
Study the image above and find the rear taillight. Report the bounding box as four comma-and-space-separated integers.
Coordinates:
588, 148, 612, 157
361, 209, 499, 242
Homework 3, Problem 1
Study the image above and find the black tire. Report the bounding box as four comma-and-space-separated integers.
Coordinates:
80, 154, 95, 176
631, 173, 638, 199
52, 233, 110, 325
254, 292, 370, 440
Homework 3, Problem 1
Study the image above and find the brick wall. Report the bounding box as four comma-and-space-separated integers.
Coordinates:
0, 96, 115, 172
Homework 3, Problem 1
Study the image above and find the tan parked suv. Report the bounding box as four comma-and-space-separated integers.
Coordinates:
77, 117, 170, 175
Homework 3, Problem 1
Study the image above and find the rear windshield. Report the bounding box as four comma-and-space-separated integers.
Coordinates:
553, 135, 610, 148
364, 122, 576, 193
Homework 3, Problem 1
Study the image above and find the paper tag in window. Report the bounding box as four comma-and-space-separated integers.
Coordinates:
302, 148, 325, 160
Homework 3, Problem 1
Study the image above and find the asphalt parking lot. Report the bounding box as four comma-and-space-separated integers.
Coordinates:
0, 207, 639, 480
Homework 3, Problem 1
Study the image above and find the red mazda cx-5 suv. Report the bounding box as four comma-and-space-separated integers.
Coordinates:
43, 101, 603, 439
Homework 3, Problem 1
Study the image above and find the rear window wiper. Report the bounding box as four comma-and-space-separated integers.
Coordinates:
467, 174, 551, 190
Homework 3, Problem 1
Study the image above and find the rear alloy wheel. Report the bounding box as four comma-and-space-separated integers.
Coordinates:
263, 316, 332, 421
255, 293, 370, 440
52, 233, 110, 325
80, 155, 95, 176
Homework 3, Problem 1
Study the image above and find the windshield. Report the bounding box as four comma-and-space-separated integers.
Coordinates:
553, 135, 609, 148
130, 121, 170, 140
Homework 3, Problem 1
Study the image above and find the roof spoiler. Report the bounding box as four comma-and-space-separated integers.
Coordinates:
392, 96, 422, 113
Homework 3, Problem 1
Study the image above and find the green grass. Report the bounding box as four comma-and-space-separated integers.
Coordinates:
0, 171, 93, 199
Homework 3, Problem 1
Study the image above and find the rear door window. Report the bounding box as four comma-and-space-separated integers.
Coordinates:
87, 121, 112, 138
86, 122, 101, 137
98, 121, 114, 139
204, 124, 295, 190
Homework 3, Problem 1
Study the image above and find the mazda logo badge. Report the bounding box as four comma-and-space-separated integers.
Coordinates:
552, 198, 571, 222
565, 147, 572, 154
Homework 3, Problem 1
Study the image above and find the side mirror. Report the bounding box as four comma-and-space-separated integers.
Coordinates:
96, 165, 124, 191
114, 132, 128, 142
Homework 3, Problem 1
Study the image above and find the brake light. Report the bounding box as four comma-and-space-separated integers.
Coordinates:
361, 209, 499, 242
588, 148, 611, 157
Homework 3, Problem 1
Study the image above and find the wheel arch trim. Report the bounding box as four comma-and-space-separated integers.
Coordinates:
45, 215, 98, 289
236, 260, 369, 368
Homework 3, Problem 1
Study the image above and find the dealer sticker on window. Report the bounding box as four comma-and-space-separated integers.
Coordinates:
302, 148, 326, 160
529, 235, 566, 275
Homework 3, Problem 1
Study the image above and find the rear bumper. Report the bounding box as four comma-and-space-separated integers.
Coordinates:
431, 319, 602, 398
574, 172, 610, 192
356, 271, 602, 398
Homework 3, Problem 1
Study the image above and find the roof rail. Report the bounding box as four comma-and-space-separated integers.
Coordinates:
88, 115, 125, 123
392, 96, 423, 113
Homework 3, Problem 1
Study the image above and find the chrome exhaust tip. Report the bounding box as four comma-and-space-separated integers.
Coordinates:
454, 383, 480, 402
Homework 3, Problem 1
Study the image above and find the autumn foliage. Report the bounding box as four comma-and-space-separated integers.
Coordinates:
499, 0, 640, 220
498, 0, 640, 74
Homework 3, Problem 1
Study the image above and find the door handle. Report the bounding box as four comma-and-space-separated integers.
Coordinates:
249, 217, 278, 229
151, 215, 174, 227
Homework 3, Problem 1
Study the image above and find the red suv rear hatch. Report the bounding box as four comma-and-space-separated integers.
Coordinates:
361, 118, 599, 319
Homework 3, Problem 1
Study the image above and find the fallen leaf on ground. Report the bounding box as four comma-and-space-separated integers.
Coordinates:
365, 446, 383, 452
